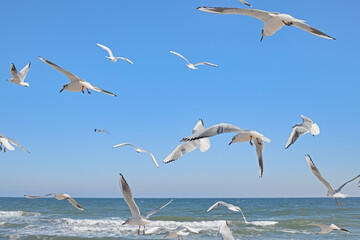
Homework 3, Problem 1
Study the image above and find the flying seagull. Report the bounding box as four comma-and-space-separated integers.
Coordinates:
24, 193, 84, 210
286, 115, 320, 149
309, 224, 350, 234
146, 226, 199, 239
39, 57, 116, 96
164, 119, 210, 163
197, 7, 335, 41
97, 43, 133, 64
305, 154, 360, 206
94, 129, 110, 134
170, 51, 218, 70
0, 134, 29, 153
113, 143, 159, 168
219, 221, 235, 240
119, 174, 173, 234
7, 62, 31, 87
182, 123, 270, 177
207, 201, 247, 223
238, 0, 252, 7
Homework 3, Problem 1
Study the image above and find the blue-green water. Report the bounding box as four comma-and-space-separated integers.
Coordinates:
0, 197, 359, 239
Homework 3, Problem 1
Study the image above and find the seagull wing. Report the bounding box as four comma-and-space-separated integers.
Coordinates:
145, 227, 168, 234
24, 193, 55, 199
18, 62, 31, 81
292, 21, 335, 40
8, 138, 30, 153
97, 43, 114, 58
118, 57, 133, 64
305, 155, 334, 192
285, 126, 309, 149
113, 143, 137, 148
163, 141, 200, 163
119, 174, 142, 218
219, 221, 235, 240
0, 137, 15, 151
39, 57, 81, 82
192, 119, 205, 134
183, 123, 244, 141
144, 199, 173, 218
207, 201, 239, 212
10, 64, 19, 79
64, 195, 84, 210
197, 7, 273, 22
193, 62, 218, 67
329, 224, 350, 233
182, 226, 199, 234
309, 224, 332, 234
170, 51, 191, 65
254, 138, 264, 177
91, 84, 117, 97
141, 149, 159, 168
336, 174, 360, 192
238, 0, 252, 7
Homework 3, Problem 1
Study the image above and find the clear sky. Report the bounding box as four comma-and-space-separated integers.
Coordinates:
0, 0, 359, 198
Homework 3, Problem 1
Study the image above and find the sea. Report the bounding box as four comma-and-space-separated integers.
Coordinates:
0, 197, 359, 239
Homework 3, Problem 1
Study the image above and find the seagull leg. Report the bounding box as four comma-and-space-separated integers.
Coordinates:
81, 86, 85, 94
87, 89, 91, 94
181, 236, 184, 240
249, 136, 253, 146
335, 198, 339, 206
256, 138, 262, 145
143, 226, 146, 234
138, 226, 140, 235
340, 198, 344, 206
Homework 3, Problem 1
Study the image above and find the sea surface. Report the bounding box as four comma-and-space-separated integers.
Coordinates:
0, 197, 359, 239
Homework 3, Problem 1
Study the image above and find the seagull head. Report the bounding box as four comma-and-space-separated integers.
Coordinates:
23, 82, 30, 87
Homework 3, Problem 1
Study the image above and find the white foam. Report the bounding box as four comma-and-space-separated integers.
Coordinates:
0, 211, 40, 218
247, 221, 278, 226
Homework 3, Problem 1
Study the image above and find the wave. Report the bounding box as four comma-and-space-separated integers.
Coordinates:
0, 211, 40, 218
247, 220, 278, 226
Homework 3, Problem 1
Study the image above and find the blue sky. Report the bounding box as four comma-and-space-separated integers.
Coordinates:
0, 0, 359, 198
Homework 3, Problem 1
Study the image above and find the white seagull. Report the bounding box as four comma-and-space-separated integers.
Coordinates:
170, 51, 218, 70
146, 226, 199, 239
309, 224, 350, 234
286, 115, 320, 149
219, 221, 235, 240
97, 43, 133, 64
238, 0, 252, 7
305, 154, 360, 206
8, 63, 31, 87
113, 143, 159, 168
207, 201, 247, 223
0, 134, 29, 153
24, 193, 84, 210
94, 129, 110, 134
182, 123, 270, 177
197, 7, 335, 41
119, 174, 173, 234
164, 119, 210, 163
39, 57, 116, 96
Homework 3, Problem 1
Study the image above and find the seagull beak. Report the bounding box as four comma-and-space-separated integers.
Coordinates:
59, 87, 64, 93
260, 35, 264, 42
228, 141, 232, 145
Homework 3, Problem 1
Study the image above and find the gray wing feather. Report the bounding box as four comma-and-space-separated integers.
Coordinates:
197, 7, 273, 22
292, 21, 335, 40
65, 196, 85, 210
119, 174, 142, 218
24, 193, 55, 199
144, 199, 173, 218
92, 85, 117, 97
254, 139, 264, 177
8, 138, 30, 153
336, 174, 360, 192
305, 155, 334, 192
285, 126, 308, 149
19, 62, 31, 81
163, 141, 200, 163
183, 123, 243, 141
39, 57, 81, 82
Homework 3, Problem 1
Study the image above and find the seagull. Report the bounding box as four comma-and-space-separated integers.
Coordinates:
238, 0, 252, 7
113, 143, 159, 168
39, 57, 116, 97
146, 226, 199, 239
309, 224, 350, 234
119, 174, 173, 234
285, 115, 320, 149
197, 7, 335, 41
94, 129, 110, 134
305, 154, 360, 206
219, 221, 235, 240
7, 63, 31, 87
96, 43, 133, 64
170, 51, 218, 70
164, 119, 210, 163
0, 134, 29, 153
207, 201, 247, 223
181, 123, 270, 177
24, 193, 84, 210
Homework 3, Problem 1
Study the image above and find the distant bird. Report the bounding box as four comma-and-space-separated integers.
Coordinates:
7, 62, 31, 87
305, 155, 360, 206
238, 0, 252, 7
170, 51, 218, 70
286, 115, 320, 149
39, 57, 116, 97
197, 7, 335, 41
164, 119, 210, 163
309, 224, 350, 234
207, 201, 247, 223
0, 134, 29, 153
119, 174, 173, 234
94, 129, 110, 134
97, 43, 133, 64
146, 226, 199, 239
219, 221, 235, 240
24, 193, 84, 210
182, 123, 270, 177
113, 143, 159, 168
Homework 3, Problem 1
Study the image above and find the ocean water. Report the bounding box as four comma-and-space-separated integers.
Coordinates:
0, 197, 359, 239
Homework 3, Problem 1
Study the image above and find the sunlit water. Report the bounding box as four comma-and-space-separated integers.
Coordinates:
0, 198, 359, 239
